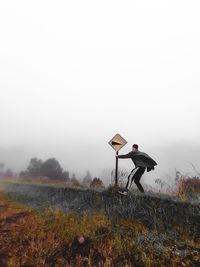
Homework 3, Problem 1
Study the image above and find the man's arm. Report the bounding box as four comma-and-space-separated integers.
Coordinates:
117, 152, 132, 159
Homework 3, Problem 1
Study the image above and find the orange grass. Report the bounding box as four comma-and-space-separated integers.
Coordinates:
178, 177, 200, 201
0, 190, 200, 267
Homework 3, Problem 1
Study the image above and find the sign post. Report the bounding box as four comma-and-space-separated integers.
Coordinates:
108, 133, 127, 186
115, 151, 119, 186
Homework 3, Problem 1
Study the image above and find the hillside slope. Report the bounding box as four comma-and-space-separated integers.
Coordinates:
2, 182, 200, 233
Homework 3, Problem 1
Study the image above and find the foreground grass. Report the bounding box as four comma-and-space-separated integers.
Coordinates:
0, 190, 200, 266
3, 182, 200, 233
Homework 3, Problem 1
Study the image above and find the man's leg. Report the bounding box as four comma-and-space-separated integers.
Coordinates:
125, 167, 138, 191
118, 167, 138, 195
133, 167, 145, 193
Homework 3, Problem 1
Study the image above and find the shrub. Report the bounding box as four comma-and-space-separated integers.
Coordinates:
90, 177, 104, 188
70, 181, 82, 187
178, 177, 200, 201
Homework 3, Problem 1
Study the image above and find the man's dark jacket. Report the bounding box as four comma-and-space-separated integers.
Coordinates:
118, 149, 157, 172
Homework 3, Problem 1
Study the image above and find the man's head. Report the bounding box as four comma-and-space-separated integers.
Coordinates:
132, 144, 138, 151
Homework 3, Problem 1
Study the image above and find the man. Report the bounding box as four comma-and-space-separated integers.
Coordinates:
116, 144, 157, 195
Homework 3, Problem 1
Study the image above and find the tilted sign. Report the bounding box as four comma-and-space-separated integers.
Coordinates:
108, 133, 127, 152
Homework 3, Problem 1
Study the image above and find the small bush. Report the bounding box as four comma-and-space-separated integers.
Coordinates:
90, 177, 104, 188
178, 177, 200, 201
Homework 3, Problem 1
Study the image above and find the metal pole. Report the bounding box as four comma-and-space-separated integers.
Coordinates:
115, 151, 118, 186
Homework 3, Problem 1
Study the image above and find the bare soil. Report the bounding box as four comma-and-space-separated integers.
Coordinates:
0, 205, 31, 267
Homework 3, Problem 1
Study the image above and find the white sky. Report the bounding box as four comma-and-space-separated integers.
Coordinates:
0, 1, 200, 184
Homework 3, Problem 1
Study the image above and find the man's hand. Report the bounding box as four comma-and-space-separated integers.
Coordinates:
115, 154, 118, 158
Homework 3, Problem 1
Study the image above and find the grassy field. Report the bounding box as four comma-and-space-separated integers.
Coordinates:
0, 180, 200, 266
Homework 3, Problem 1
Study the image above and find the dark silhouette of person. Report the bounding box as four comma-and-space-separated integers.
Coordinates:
116, 144, 157, 194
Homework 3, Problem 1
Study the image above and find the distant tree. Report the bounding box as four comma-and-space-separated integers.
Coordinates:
4, 168, 14, 178
90, 177, 104, 188
41, 158, 64, 180
71, 173, 78, 183
27, 158, 43, 177
0, 162, 5, 171
0, 162, 5, 177
20, 157, 70, 181
82, 170, 92, 184
71, 173, 76, 179
19, 170, 29, 178
62, 171, 70, 182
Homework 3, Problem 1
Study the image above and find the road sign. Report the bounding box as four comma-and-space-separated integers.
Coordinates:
108, 133, 127, 152
108, 134, 127, 186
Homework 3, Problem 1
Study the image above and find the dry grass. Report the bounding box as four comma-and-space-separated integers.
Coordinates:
0, 188, 200, 267
177, 177, 200, 201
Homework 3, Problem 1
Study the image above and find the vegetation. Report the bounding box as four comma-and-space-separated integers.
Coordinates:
155, 170, 200, 201
82, 170, 92, 185
20, 157, 70, 181
90, 177, 104, 188
18, 158, 105, 187
0, 187, 200, 266
2, 182, 200, 229
177, 177, 200, 201
0, 162, 14, 179
1, 172, 200, 266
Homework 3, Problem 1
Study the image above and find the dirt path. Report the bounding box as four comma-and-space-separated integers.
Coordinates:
0, 204, 31, 267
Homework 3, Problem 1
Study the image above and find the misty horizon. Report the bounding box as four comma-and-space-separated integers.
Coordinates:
1, 1, 200, 186
0, 140, 200, 185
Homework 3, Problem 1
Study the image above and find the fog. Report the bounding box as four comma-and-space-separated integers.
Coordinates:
0, 1, 200, 185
